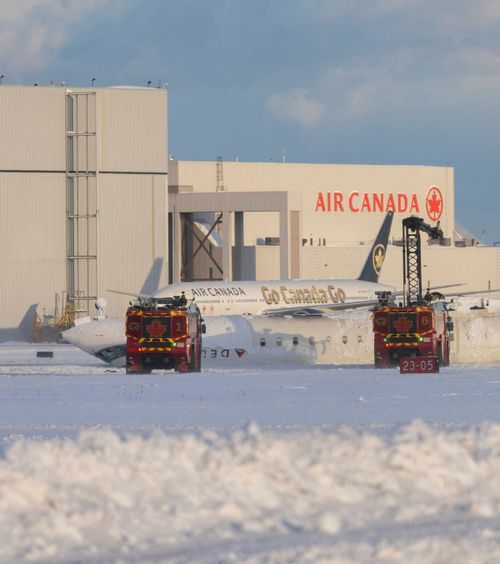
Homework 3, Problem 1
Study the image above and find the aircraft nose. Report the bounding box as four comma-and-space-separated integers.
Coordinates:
62, 325, 94, 354
62, 326, 80, 347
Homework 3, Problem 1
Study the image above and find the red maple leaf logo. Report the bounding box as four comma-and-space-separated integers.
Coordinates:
426, 186, 443, 221
145, 319, 167, 338
392, 316, 414, 332
234, 348, 247, 358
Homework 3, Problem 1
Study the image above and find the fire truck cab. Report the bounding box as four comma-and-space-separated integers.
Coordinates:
125, 297, 204, 374
373, 299, 452, 367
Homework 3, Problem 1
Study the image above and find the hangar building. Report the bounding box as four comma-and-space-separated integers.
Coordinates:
168, 159, 499, 300
0, 85, 168, 339
0, 85, 498, 339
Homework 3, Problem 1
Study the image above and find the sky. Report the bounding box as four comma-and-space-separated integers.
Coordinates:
1, 0, 499, 243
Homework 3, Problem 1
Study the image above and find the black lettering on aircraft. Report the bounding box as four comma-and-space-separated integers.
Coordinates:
202, 348, 243, 360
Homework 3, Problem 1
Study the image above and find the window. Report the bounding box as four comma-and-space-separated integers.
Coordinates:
96, 345, 126, 363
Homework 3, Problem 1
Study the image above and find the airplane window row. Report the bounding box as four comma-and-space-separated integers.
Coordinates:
259, 336, 320, 347
256, 335, 351, 347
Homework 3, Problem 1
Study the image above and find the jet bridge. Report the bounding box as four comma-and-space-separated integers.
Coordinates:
168, 191, 302, 283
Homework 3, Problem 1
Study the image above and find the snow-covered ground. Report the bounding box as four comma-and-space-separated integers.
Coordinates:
1, 343, 500, 562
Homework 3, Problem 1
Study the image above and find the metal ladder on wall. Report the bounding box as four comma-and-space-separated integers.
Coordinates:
65, 91, 99, 317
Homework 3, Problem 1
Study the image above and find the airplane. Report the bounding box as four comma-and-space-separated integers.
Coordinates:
115, 210, 396, 317
63, 309, 377, 367
63, 212, 398, 366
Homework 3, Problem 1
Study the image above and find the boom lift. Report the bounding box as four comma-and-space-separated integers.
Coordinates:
373, 216, 453, 369
402, 216, 444, 306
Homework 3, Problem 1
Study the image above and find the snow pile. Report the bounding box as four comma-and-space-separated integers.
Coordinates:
2, 422, 500, 562
451, 298, 500, 363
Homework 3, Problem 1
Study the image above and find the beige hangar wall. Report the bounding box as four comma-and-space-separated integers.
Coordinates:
169, 160, 455, 245
0, 85, 169, 338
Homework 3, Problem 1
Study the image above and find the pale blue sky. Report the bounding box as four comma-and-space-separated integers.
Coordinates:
1, 0, 499, 242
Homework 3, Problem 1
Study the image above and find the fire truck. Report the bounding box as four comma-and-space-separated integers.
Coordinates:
373, 216, 454, 369
125, 296, 205, 373
373, 299, 452, 368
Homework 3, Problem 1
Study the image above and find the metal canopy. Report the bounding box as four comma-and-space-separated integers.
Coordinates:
169, 191, 302, 283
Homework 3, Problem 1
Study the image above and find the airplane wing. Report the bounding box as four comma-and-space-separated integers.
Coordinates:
427, 283, 465, 291
262, 300, 380, 317
106, 289, 153, 299
447, 288, 500, 298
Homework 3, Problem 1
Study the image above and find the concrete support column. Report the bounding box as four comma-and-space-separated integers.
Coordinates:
172, 208, 182, 283
279, 209, 289, 279
222, 211, 233, 281
234, 211, 244, 281
183, 212, 194, 281
290, 210, 301, 279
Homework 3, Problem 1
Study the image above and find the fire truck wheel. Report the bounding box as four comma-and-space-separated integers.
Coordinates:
176, 361, 189, 373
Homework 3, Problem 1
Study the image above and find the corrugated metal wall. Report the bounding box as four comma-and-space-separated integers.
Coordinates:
98, 173, 168, 316
0, 173, 66, 336
0, 86, 168, 338
99, 88, 167, 173
0, 86, 66, 170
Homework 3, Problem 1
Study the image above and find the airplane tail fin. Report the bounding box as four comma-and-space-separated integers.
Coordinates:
358, 211, 394, 283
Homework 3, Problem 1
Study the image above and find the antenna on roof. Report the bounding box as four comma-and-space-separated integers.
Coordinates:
0, 75, 4, 85
91, 78, 96, 86
147, 80, 152, 87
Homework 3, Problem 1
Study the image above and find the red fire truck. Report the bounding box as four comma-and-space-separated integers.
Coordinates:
373, 301, 452, 368
373, 216, 453, 370
125, 297, 204, 373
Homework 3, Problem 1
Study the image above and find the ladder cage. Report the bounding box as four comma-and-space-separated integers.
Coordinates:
65, 91, 99, 316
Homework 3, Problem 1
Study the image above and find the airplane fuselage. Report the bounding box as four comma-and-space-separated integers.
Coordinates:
155, 279, 394, 316
63, 310, 376, 369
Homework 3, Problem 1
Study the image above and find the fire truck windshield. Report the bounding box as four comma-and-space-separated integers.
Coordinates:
388, 312, 417, 333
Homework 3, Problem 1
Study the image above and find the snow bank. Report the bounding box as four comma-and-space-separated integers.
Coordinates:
319, 297, 500, 365
2, 423, 500, 562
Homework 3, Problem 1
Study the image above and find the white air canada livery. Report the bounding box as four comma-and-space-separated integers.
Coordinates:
64, 212, 396, 367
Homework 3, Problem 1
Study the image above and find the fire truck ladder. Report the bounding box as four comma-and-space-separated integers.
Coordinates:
402, 216, 444, 306
65, 91, 99, 317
